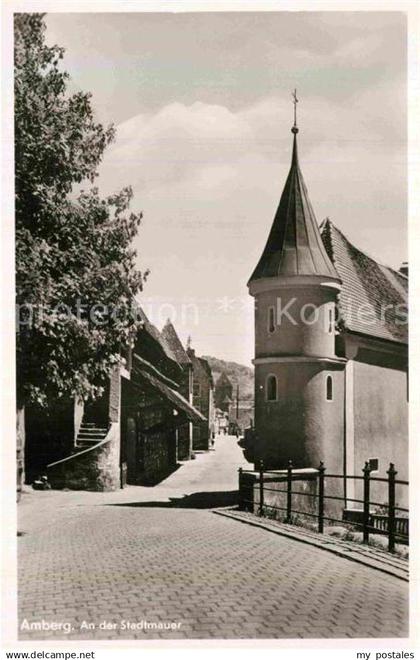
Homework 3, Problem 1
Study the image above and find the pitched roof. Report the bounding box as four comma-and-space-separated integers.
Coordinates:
161, 319, 191, 366
133, 356, 206, 424
249, 132, 339, 283
186, 347, 213, 385
136, 307, 182, 367
198, 357, 214, 386
320, 219, 408, 345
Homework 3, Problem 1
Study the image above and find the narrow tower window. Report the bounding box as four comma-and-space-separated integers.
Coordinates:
326, 375, 333, 401
268, 306, 275, 333
266, 375, 277, 401
328, 306, 334, 334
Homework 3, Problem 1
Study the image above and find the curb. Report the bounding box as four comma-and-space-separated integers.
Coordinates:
213, 509, 409, 583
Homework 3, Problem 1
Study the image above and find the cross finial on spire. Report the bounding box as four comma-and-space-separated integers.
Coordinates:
291, 89, 299, 134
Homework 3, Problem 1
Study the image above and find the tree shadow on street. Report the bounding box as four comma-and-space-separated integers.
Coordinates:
105, 490, 238, 509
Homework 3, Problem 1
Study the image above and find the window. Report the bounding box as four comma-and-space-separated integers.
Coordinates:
328, 306, 334, 334
266, 375, 277, 401
368, 458, 379, 472
326, 375, 333, 401
268, 306, 275, 333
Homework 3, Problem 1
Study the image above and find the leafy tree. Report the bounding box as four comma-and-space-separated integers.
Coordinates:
15, 13, 146, 407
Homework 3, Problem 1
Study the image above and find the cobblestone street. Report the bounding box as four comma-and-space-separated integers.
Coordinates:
18, 435, 408, 640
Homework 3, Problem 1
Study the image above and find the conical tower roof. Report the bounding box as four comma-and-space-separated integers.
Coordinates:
249, 126, 340, 283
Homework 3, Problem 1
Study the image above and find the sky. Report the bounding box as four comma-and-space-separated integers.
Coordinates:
44, 11, 407, 366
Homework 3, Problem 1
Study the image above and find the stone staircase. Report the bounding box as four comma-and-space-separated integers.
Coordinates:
48, 419, 116, 491
75, 422, 109, 450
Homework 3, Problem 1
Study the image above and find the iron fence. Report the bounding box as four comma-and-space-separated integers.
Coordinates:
238, 461, 409, 553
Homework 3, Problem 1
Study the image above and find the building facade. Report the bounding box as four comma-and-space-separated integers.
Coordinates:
214, 372, 233, 412
245, 119, 408, 508
161, 319, 193, 461
25, 310, 205, 491
187, 346, 215, 450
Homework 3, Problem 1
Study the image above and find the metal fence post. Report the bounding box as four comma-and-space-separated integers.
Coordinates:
362, 461, 372, 544
286, 460, 293, 523
238, 467, 243, 510
387, 462, 397, 553
318, 461, 325, 534
258, 460, 264, 516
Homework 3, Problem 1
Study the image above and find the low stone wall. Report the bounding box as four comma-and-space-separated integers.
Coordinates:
255, 472, 319, 523
47, 423, 120, 491
239, 469, 343, 523
238, 470, 257, 511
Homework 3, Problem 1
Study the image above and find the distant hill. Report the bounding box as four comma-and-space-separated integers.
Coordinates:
202, 356, 254, 401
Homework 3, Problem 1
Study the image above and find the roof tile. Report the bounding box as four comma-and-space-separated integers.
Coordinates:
321, 219, 408, 345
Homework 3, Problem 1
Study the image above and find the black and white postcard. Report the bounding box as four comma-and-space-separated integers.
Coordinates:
1, 1, 419, 657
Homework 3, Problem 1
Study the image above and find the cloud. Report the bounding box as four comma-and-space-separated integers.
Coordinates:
106, 101, 253, 190
98, 87, 404, 204
46, 11, 406, 126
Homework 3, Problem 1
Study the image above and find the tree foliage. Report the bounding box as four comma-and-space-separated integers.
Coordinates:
15, 13, 146, 406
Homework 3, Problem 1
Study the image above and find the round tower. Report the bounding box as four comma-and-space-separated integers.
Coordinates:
248, 106, 346, 470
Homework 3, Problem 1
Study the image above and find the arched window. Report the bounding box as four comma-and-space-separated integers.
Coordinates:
326, 375, 333, 401
268, 306, 275, 333
266, 375, 277, 401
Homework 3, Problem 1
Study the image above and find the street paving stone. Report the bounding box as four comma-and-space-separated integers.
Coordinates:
18, 435, 408, 640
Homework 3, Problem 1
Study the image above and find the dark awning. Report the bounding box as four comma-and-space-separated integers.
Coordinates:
135, 366, 206, 425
